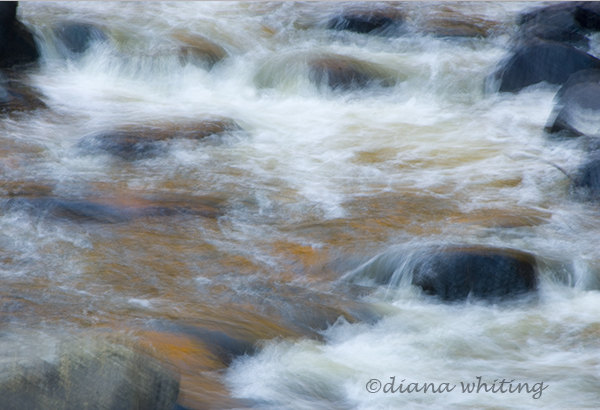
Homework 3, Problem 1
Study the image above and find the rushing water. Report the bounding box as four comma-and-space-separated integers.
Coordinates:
4, 1, 600, 409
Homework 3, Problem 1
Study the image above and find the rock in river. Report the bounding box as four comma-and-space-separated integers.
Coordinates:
495, 39, 600, 92
411, 246, 538, 301
79, 118, 243, 160
0, 1, 39, 69
0, 329, 180, 410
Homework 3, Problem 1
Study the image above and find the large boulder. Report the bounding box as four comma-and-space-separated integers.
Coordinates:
0, 1, 39, 69
411, 246, 538, 301
0, 330, 180, 410
495, 39, 600, 92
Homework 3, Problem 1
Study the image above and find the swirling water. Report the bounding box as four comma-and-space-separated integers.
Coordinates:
3, 1, 600, 409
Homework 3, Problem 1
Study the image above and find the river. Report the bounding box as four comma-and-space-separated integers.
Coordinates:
4, 1, 600, 409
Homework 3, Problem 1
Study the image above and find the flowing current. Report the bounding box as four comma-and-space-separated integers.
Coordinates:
5, 2, 600, 409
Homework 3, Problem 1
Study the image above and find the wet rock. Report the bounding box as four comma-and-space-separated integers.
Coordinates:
411, 246, 537, 301
519, 23, 589, 49
575, 2, 600, 32
573, 155, 600, 200
519, 2, 600, 36
519, 2, 582, 33
555, 68, 600, 99
326, 6, 405, 35
546, 82, 600, 137
495, 39, 600, 93
0, 77, 46, 113
134, 194, 225, 219
54, 22, 108, 56
154, 324, 256, 367
1, 193, 225, 223
0, 1, 39, 69
0, 330, 179, 410
79, 119, 242, 160
174, 34, 228, 70
309, 54, 395, 91
421, 10, 500, 38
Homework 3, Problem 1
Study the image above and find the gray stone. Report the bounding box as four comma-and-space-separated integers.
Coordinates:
0, 330, 179, 410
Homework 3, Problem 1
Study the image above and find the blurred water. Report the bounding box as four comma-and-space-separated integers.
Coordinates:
2, 1, 600, 409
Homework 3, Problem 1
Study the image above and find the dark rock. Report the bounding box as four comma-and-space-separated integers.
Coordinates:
520, 23, 589, 49
495, 39, 600, 92
411, 246, 537, 301
327, 7, 404, 35
0, 330, 180, 410
519, 2, 582, 33
309, 55, 395, 91
555, 68, 600, 99
79, 119, 242, 160
574, 2, 600, 32
1, 193, 225, 223
54, 22, 108, 56
0, 1, 39, 68
0, 2, 17, 27
81, 130, 167, 160
0, 78, 46, 113
573, 155, 600, 200
547, 82, 600, 137
168, 326, 256, 367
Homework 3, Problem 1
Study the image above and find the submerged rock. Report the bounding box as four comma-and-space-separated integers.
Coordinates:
149, 323, 257, 368
0, 77, 47, 113
309, 54, 396, 91
2, 197, 128, 223
326, 6, 405, 35
174, 33, 228, 70
0, 330, 179, 410
411, 246, 537, 301
54, 21, 108, 56
0, 192, 225, 223
420, 10, 500, 38
79, 118, 242, 160
573, 155, 600, 200
0, 2, 39, 69
495, 39, 600, 92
